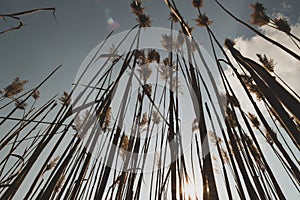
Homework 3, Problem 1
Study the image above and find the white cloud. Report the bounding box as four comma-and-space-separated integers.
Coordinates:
224, 22, 300, 112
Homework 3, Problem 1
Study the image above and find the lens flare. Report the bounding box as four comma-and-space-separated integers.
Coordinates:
105, 8, 120, 31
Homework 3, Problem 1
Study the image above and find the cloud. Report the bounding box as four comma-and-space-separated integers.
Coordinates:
223, 21, 300, 112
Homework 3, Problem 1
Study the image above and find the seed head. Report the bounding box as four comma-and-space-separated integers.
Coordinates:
194, 14, 212, 27
15, 99, 28, 110
152, 110, 161, 124
274, 17, 291, 33
137, 63, 152, 82
4, 77, 28, 98
137, 14, 151, 28
169, 13, 179, 23
32, 89, 40, 100
250, 3, 269, 26
248, 112, 260, 128
59, 91, 71, 106
130, 0, 144, 15
257, 54, 275, 72
192, 0, 204, 8
147, 49, 160, 63
45, 156, 60, 172
224, 39, 235, 49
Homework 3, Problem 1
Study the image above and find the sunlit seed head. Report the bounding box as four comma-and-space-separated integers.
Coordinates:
4, 77, 28, 98
250, 3, 269, 26
59, 91, 71, 106
32, 89, 41, 100
256, 54, 275, 72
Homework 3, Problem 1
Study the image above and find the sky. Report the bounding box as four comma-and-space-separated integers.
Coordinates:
0, 0, 300, 199
0, 0, 299, 97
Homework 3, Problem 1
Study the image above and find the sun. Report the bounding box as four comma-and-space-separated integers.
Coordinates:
183, 181, 199, 200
